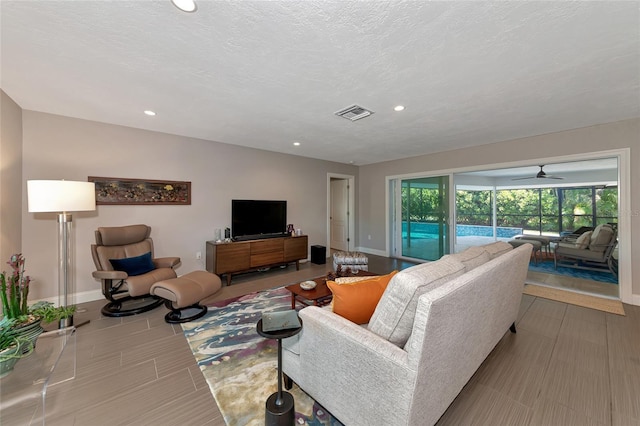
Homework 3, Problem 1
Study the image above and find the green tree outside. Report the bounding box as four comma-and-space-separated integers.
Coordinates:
454, 186, 617, 235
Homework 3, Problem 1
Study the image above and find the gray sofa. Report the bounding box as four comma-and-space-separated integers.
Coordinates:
283, 241, 532, 426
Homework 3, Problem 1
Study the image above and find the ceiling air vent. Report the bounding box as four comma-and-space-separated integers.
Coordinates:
334, 104, 374, 122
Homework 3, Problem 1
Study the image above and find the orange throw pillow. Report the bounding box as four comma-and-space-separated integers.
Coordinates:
327, 271, 398, 324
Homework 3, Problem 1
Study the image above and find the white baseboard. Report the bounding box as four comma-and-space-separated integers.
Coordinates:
74, 289, 104, 304
30, 289, 104, 307
355, 247, 388, 257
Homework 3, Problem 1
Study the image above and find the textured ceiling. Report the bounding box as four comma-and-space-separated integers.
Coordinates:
1, 1, 638, 165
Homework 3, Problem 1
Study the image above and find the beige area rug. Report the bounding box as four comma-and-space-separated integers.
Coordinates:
523, 284, 625, 316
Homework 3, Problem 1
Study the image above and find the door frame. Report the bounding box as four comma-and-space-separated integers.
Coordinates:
327, 173, 355, 255
389, 175, 451, 261
385, 148, 632, 304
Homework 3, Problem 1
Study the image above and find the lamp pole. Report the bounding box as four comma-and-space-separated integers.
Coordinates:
58, 213, 73, 326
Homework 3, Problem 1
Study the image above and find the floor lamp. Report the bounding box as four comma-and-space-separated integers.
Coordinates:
27, 180, 96, 327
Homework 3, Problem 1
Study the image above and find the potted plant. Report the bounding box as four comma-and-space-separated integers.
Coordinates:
0, 317, 30, 378
0, 253, 44, 355
30, 301, 76, 328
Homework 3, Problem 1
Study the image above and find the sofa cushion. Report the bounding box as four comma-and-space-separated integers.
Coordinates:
481, 241, 513, 259
368, 256, 466, 346
110, 252, 156, 276
576, 231, 592, 249
327, 271, 397, 324
449, 246, 491, 271
589, 225, 613, 252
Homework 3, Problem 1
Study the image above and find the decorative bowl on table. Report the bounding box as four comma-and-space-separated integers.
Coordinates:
300, 280, 317, 290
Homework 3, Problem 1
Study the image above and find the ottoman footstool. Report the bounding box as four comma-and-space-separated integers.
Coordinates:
514, 235, 552, 256
332, 251, 369, 272
508, 239, 542, 265
151, 270, 222, 323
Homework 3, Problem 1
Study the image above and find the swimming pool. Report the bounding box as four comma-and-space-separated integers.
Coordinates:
402, 222, 523, 239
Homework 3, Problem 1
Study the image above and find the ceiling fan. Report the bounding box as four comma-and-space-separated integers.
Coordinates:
512, 165, 564, 181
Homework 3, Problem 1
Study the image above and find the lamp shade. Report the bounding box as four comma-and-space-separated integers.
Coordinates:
27, 180, 96, 213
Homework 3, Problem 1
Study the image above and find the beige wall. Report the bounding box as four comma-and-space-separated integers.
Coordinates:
11, 105, 640, 305
21, 111, 357, 302
357, 118, 640, 302
0, 90, 23, 261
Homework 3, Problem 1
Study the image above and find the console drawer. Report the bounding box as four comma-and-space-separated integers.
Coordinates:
251, 251, 284, 267
251, 239, 283, 254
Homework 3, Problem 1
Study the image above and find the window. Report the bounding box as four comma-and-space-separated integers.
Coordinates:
455, 185, 617, 236
456, 190, 492, 226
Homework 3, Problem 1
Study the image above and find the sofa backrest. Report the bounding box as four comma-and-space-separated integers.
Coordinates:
405, 244, 532, 426
367, 256, 466, 346
368, 241, 514, 347
479, 241, 513, 259
92, 224, 154, 271
448, 246, 490, 270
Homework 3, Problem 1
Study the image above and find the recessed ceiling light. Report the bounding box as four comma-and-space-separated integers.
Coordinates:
171, 0, 197, 13
144, 110, 156, 116
394, 105, 405, 112
293, 142, 301, 146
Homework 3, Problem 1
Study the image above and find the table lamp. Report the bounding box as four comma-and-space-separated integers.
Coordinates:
27, 180, 96, 327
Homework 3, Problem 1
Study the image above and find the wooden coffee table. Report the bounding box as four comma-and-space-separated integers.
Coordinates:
285, 271, 376, 310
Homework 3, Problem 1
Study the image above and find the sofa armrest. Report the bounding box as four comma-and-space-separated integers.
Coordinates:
290, 306, 413, 425
153, 257, 181, 269
92, 270, 127, 280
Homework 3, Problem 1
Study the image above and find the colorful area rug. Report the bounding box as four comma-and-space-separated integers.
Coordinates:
524, 284, 625, 315
181, 287, 342, 426
527, 259, 618, 284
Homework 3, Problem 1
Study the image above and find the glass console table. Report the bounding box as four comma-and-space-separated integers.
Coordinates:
0, 327, 76, 425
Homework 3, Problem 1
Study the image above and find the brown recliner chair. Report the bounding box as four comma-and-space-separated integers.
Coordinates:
91, 224, 181, 317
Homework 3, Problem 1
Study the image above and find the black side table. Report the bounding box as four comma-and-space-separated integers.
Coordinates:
256, 316, 303, 426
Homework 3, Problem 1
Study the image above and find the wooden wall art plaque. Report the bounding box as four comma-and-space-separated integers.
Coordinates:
88, 176, 191, 205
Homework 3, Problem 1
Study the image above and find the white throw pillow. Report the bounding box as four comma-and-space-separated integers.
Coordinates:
575, 231, 592, 249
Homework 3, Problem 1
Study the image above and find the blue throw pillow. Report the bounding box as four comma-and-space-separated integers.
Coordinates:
110, 252, 156, 276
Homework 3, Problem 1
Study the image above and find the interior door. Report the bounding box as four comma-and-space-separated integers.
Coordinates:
330, 179, 349, 251
398, 176, 450, 261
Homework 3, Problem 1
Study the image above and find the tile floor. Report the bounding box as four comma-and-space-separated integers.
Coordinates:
2, 254, 638, 425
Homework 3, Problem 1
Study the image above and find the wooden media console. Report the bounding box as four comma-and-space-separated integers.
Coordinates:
206, 235, 308, 285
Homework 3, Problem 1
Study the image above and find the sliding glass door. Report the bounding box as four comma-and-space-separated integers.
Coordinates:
392, 176, 450, 261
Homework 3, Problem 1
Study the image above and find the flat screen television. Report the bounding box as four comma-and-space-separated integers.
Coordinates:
232, 200, 287, 241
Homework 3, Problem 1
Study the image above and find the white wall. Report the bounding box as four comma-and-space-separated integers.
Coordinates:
357, 118, 640, 302
21, 111, 357, 302
0, 90, 23, 261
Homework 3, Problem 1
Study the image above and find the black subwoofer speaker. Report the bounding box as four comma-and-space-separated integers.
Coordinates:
311, 245, 326, 264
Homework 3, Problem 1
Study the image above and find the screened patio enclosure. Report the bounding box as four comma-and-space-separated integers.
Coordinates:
454, 159, 618, 243
454, 185, 618, 252
389, 157, 622, 299
390, 157, 619, 277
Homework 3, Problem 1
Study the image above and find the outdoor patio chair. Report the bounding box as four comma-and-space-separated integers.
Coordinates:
554, 223, 617, 277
